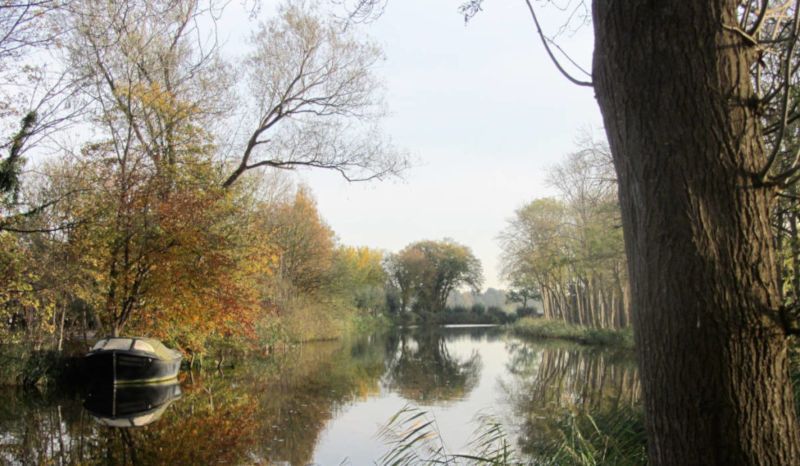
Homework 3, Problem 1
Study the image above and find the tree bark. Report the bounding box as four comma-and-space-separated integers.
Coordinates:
592, 0, 800, 463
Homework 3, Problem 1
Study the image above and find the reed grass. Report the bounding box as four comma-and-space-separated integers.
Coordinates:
378, 405, 646, 465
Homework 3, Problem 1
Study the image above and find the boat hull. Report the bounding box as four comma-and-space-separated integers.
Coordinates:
84, 350, 181, 385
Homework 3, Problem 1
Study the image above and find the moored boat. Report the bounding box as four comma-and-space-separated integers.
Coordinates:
85, 337, 182, 385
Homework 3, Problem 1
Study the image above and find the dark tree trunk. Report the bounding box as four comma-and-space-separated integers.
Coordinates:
592, 1, 800, 463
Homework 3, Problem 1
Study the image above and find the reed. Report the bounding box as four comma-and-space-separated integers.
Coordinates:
378, 405, 646, 465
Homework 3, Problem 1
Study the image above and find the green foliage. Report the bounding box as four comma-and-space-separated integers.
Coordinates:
505, 287, 540, 309
515, 307, 537, 319
0, 231, 58, 349
328, 245, 388, 314
421, 304, 516, 325
540, 409, 646, 466
0, 112, 35, 206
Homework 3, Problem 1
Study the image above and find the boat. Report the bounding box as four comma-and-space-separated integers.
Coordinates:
85, 337, 182, 385
84, 381, 182, 427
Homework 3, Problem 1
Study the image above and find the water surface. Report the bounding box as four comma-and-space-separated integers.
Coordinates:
0, 326, 641, 464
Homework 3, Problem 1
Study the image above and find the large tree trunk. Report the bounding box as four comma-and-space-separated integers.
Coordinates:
592, 1, 800, 463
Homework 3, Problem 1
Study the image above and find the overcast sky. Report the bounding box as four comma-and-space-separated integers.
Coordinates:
229, 1, 603, 289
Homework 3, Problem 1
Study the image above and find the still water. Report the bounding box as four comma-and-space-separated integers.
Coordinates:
0, 326, 642, 465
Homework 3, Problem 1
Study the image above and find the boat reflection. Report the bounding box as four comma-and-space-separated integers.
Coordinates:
84, 382, 182, 428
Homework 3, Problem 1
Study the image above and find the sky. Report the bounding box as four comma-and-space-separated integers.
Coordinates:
231, 1, 603, 289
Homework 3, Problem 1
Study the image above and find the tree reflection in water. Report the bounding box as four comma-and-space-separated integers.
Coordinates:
384, 327, 482, 404
501, 341, 645, 463
0, 335, 390, 466
0, 330, 644, 465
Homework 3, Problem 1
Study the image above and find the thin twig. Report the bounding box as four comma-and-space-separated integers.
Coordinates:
523, 0, 593, 87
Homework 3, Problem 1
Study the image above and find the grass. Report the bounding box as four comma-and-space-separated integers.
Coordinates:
261, 297, 392, 346
510, 318, 634, 349
377, 405, 520, 465
540, 408, 647, 465
378, 405, 646, 465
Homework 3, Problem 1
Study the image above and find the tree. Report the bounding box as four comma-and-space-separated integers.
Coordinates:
222, 1, 408, 187
384, 246, 426, 314
262, 187, 336, 299
386, 239, 483, 314
590, 1, 800, 463
505, 286, 539, 309
328, 245, 387, 314
0, 1, 82, 231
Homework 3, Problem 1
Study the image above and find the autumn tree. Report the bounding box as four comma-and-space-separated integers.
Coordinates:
28, 1, 275, 347
500, 198, 570, 321
51, 0, 231, 337
0, 0, 408, 361
262, 187, 336, 300
328, 245, 387, 314
386, 239, 483, 314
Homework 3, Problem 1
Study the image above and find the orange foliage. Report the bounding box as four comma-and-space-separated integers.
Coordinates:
263, 187, 336, 298
129, 184, 278, 353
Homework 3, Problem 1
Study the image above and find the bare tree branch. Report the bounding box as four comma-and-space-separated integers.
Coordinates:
522, 0, 592, 87
223, 2, 407, 188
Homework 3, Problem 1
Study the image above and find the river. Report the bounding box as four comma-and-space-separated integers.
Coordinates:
0, 326, 644, 465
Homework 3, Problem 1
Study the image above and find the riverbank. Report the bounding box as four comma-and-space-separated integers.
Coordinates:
4, 315, 636, 387
510, 317, 635, 348
0, 308, 391, 387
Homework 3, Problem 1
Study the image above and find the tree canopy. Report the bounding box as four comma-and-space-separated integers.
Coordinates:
385, 239, 483, 314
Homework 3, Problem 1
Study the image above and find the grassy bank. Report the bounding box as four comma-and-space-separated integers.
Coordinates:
510, 317, 635, 348
1, 303, 390, 386
256, 298, 392, 350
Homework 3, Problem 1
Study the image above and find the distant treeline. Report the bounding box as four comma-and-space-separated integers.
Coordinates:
446, 288, 530, 313
402, 304, 523, 326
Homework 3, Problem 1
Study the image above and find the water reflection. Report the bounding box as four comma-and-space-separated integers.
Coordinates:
501, 341, 644, 461
84, 382, 182, 428
0, 327, 642, 465
385, 327, 482, 404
